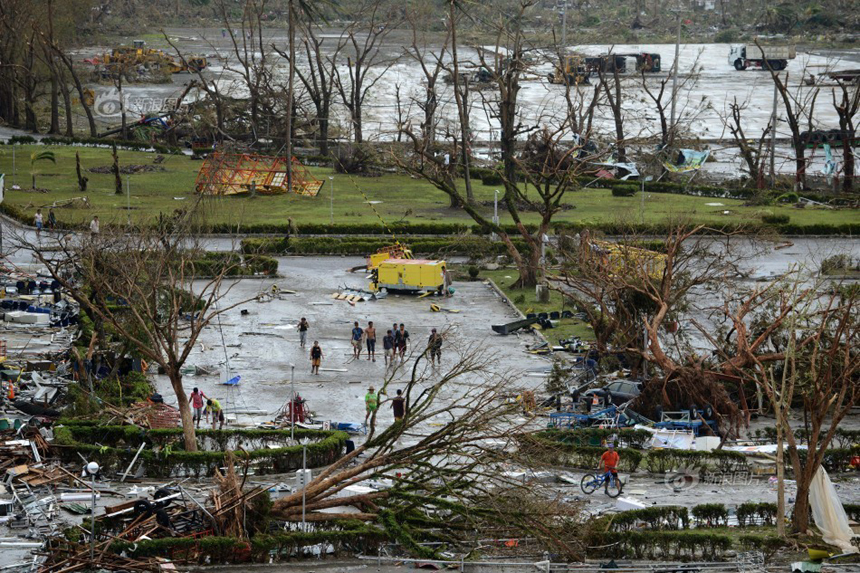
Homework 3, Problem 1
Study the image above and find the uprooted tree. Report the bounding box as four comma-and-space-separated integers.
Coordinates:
552, 223, 783, 436
267, 340, 586, 555
18, 208, 253, 451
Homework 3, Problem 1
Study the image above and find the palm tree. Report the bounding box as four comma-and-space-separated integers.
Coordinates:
30, 150, 56, 189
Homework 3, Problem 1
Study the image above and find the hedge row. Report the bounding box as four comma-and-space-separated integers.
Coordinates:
529, 431, 860, 474
534, 428, 653, 449
187, 252, 278, 276
603, 502, 777, 532
754, 427, 860, 449
3, 135, 183, 155
519, 434, 645, 472
108, 522, 387, 563
53, 423, 347, 478
241, 235, 528, 258
523, 433, 747, 474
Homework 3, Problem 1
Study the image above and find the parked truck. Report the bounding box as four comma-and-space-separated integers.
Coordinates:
370, 259, 450, 294
728, 44, 796, 71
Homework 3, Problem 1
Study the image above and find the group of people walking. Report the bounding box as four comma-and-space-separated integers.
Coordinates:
299, 318, 444, 373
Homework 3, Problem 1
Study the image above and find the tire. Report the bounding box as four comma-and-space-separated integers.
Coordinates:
734, 59, 746, 71
134, 500, 153, 515
581, 473, 600, 495
605, 475, 624, 498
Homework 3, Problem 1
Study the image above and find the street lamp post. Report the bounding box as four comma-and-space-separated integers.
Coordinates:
300, 438, 310, 531
290, 365, 295, 441
85, 461, 100, 562
126, 175, 131, 226
492, 189, 499, 241
640, 176, 653, 225
329, 177, 334, 225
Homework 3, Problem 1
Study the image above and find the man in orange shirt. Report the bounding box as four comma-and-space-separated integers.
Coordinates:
599, 442, 620, 491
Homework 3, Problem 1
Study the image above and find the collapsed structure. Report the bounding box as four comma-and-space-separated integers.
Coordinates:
194, 152, 324, 197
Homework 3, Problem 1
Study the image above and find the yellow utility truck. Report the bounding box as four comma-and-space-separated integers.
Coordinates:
370, 259, 450, 294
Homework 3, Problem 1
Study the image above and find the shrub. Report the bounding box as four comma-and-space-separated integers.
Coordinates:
737, 502, 778, 527
607, 506, 689, 531
611, 185, 638, 197
761, 213, 790, 225
691, 503, 728, 527
334, 143, 376, 174
468, 265, 480, 279
481, 171, 505, 185
820, 254, 856, 275
714, 29, 740, 43
8, 135, 37, 144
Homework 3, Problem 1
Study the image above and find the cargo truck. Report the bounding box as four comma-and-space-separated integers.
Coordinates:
370, 259, 450, 294
728, 44, 796, 71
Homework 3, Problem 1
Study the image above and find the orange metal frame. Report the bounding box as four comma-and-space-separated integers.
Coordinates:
195, 152, 323, 197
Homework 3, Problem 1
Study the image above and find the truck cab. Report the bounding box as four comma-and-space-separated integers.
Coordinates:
727, 45, 745, 69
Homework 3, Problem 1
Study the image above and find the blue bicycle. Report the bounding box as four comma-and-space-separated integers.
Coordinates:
580, 470, 623, 497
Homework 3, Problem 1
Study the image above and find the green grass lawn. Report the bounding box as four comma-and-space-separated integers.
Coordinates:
0, 144, 854, 230
472, 267, 596, 345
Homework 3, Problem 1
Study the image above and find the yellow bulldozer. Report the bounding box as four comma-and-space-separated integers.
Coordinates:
99, 40, 207, 73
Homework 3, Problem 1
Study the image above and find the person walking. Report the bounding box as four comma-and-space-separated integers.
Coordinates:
391, 389, 406, 422
190, 387, 207, 428
427, 328, 443, 366
397, 323, 409, 360
297, 317, 309, 349
34, 210, 43, 237
350, 321, 364, 360
382, 329, 395, 367
365, 321, 377, 361
364, 385, 378, 424
47, 208, 56, 230
89, 215, 100, 235
208, 398, 225, 429
310, 340, 323, 374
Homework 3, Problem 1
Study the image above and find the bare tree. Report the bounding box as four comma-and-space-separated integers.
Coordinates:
332, 0, 399, 144
760, 41, 820, 190
831, 79, 859, 193
274, 16, 344, 156
19, 209, 254, 451
726, 275, 858, 533
721, 96, 773, 189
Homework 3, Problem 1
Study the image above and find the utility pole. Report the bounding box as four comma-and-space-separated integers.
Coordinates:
770, 79, 778, 187
669, 6, 682, 142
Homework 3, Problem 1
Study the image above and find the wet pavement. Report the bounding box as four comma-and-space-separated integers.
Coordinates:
150, 256, 549, 434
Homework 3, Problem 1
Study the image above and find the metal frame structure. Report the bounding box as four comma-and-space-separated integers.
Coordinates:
195, 152, 323, 197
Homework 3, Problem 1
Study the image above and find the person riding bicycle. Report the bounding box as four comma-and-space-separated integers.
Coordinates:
599, 442, 620, 491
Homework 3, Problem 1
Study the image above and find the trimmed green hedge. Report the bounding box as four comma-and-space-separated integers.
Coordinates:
643, 449, 749, 474
241, 236, 528, 258
519, 433, 644, 472
585, 530, 734, 560
106, 522, 387, 563
53, 423, 347, 478
605, 505, 690, 531
187, 252, 278, 276
534, 428, 653, 449
737, 502, 778, 527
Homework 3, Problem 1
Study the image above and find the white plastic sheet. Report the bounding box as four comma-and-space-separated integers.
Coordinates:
808, 467, 858, 553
